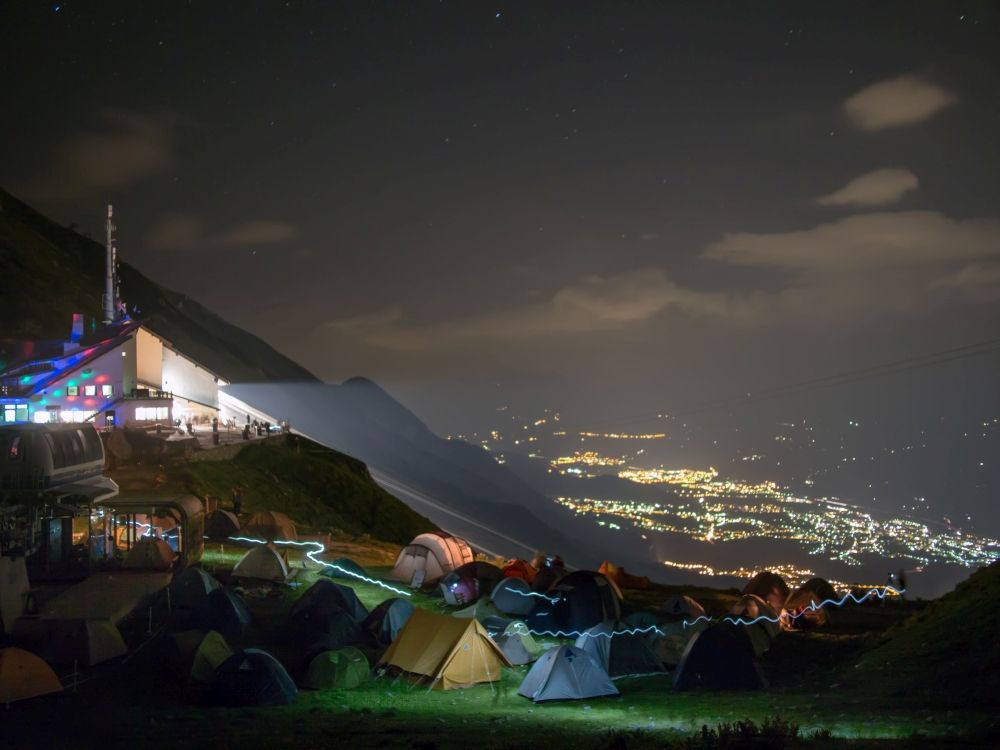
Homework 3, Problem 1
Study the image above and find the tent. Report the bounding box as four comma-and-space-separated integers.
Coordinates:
494, 621, 544, 666
530, 556, 566, 592
0, 647, 62, 704
742, 571, 790, 613
0, 647, 61, 704
191, 588, 252, 636
575, 621, 665, 678
674, 625, 766, 691
502, 558, 537, 583
292, 579, 369, 623
169, 567, 221, 610
242, 510, 298, 542
363, 597, 415, 646
389, 531, 474, 587
303, 647, 370, 689
320, 557, 368, 582
598, 560, 650, 590
782, 579, 837, 630
527, 571, 622, 635
440, 561, 504, 606
232, 544, 289, 582
377, 608, 511, 690
298, 611, 363, 659
123, 537, 176, 570
650, 622, 700, 667
453, 598, 504, 622
517, 645, 619, 703
50, 619, 127, 666
661, 595, 707, 621
728, 594, 780, 655
212, 648, 298, 706
205, 509, 241, 539
491, 577, 537, 616
167, 629, 233, 686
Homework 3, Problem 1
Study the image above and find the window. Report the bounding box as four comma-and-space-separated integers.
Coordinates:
67, 386, 79, 396
84, 385, 96, 396
3, 406, 14, 423
101, 384, 114, 397
156, 407, 169, 420
33, 411, 51, 424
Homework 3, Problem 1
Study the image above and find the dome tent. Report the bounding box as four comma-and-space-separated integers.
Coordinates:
291, 579, 369, 625
674, 625, 766, 691
728, 594, 780, 656
166, 629, 233, 686
205, 510, 240, 539
491, 577, 537, 617
0, 647, 62, 704
517, 645, 618, 703
123, 537, 176, 570
661, 595, 706, 621
303, 647, 370, 690
389, 531, 474, 587
440, 561, 504, 606
320, 557, 368, 582
502, 558, 537, 583
50, 619, 127, 667
191, 588, 252, 637
598, 560, 649, 590
783, 578, 838, 630
212, 648, 298, 706
232, 544, 289, 583
526, 571, 622, 635
363, 597, 415, 646
169, 567, 221, 610
574, 621, 665, 678
242, 510, 297, 542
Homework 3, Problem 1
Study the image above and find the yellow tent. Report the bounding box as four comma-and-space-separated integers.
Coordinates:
0, 647, 62, 704
377, 608, 511, 689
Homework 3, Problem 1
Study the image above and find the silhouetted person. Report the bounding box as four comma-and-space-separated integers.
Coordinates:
231, 485, 244, 515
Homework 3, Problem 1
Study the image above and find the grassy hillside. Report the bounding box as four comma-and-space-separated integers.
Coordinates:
844, 560, 1000, 707
0, 187, 314, 382
112, 435, 436, 545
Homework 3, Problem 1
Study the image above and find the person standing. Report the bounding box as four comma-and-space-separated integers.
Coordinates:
231, 485, 244, 515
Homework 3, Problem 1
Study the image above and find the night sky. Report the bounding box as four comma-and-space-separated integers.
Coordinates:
3, 2, 999, 521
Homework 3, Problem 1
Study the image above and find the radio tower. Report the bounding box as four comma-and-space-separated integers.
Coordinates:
103, 204, 120, 324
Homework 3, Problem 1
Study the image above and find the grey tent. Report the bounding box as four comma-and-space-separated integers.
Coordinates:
574, 621, 666, 678
673, 625, 766, 691
169, 567, 221, 610
291, 579, 368, 625
742, 571, 790, 613
212, 648, 298, 706
191, 588, 252, 636
320, 557, 368, 582
491, 577, 537, 616
232, 545, 289, 583
517, 645, 619, 703
363, 597, 415, 646
205, 510, 241, 540
661, 595, 706, 621
526, 571, 622, 635
50, 619, 127, 666
495, 634, 534, 666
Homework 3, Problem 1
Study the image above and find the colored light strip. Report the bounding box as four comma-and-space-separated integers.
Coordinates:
226, 535, 411, 597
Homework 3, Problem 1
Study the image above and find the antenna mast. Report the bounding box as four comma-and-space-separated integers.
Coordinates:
103, 204, 119, 324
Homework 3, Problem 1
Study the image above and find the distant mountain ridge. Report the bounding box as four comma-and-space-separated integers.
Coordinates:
0, 187, 315, 382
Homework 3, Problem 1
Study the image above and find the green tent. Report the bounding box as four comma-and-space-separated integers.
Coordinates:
303, 647, 369, 690
503, 621, 544, 657
168, 629, 233, 686
453, 598, 503, 622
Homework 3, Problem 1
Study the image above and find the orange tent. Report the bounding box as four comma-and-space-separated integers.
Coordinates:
598, 561, 649, 590
502, 558, 537, 583
0, 647, 62, 704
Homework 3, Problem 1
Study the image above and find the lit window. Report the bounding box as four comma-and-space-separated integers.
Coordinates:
135, 407, 146, 420
84, 385, 96, 396
101, 384, 114, 397
156, 407, 168, 420
67, 386, 79, 396
33, 411, 50, 424
3, 406, 14, 423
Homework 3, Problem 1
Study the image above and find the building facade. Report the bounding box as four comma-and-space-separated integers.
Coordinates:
0, 319, 227, 428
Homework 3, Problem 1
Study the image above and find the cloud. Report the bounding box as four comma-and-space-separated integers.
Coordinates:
325, 269, 732, 350
817, 168, 919, 208
843, 75, 956, 131
931, 262, 1000, 289
702, 211, 1000, 272
144, 213, 297, 251
20, 108, 185, 200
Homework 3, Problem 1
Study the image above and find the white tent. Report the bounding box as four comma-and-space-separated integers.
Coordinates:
232, 545, 289, 582
388, 531, 474, 586
517, 645, 618, 703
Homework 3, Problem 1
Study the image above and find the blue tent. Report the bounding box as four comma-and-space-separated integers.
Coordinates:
574, 620, 665, 678
526, 571, 621, 635
212, 648, 298, 706
320, 557, 368, 582
362, 597, 415, 646
517, 645, 618, 703
191, 588, 251, 637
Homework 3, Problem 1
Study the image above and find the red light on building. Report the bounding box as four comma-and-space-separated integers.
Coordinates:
95, 374, 108, 384
84, 398, 97, 407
